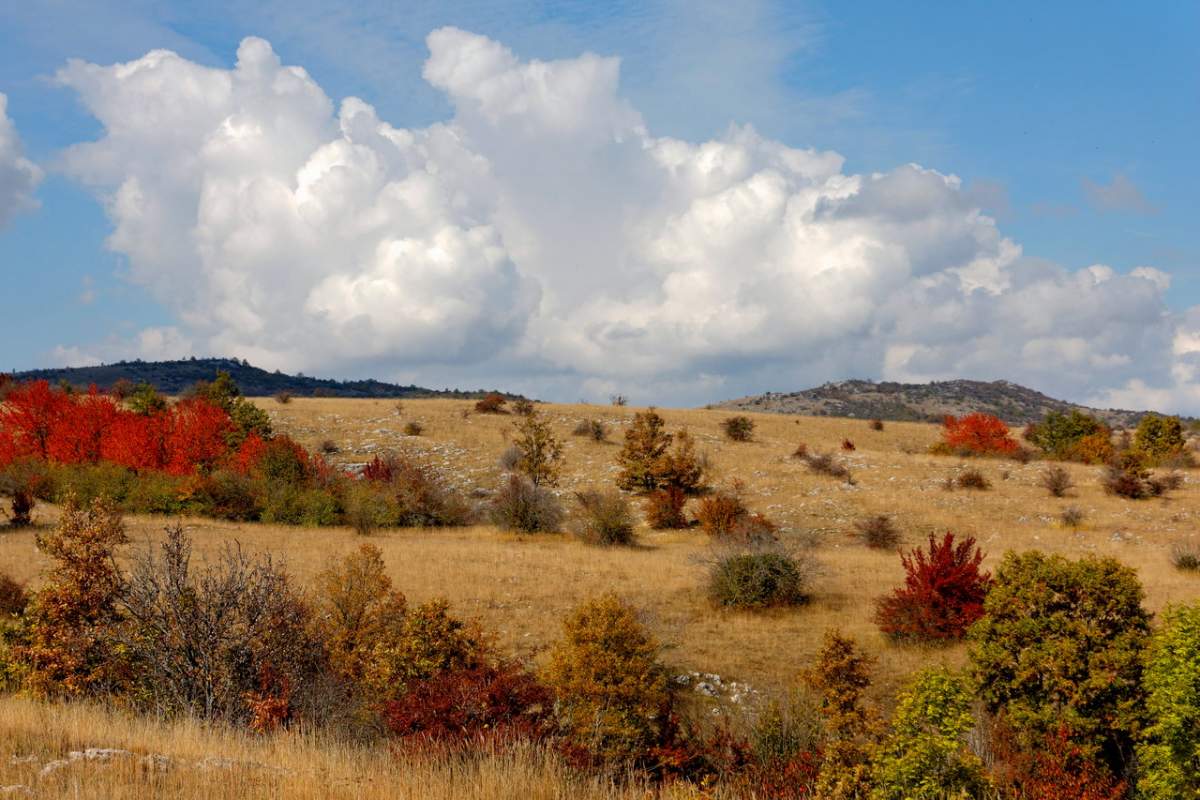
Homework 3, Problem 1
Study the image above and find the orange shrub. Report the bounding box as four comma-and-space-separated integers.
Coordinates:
939, 413, 1019, 456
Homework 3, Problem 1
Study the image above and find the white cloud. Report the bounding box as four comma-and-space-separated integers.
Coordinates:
51, 30, 1200, 410
0, 93, 42, 228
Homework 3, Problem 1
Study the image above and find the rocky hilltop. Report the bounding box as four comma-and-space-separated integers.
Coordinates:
714, 379, 1181, 428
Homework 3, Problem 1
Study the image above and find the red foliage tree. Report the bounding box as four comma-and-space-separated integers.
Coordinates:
47, 388, 119, 464
164, 398, 232, 475
875, 532, 991, 642
101, 409, 171, 471
0, 380, 72, 460
941, 413, 1019, 456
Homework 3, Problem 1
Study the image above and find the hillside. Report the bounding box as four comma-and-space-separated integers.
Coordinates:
9, 357, 515, 399
714, 378, 1179, 428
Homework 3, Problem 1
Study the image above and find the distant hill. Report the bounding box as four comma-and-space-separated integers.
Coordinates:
9, 358, 516, 400
713, 379, 1187, 429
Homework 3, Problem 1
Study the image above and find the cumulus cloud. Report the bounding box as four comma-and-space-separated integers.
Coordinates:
0, 93, 42, 228
51, 30, 1200, 410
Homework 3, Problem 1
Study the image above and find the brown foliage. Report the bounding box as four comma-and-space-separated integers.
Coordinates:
474, 393, 509, 414
20, 495, 128, 697
643, 487, 688, 529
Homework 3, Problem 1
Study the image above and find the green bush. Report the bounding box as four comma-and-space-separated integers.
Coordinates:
1137, 602, 1200, 799
968, 551, 1150, 768
722, 415, 755, 442
260, 483, 342, 526
870, 667, 989, 800
49, 462, 136, 506
1134, 413, 1187, 464
1026, 410, 1109, 461
708, 549, 811, 609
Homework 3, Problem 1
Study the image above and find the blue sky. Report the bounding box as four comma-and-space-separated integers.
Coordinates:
0, 1, 1196, 408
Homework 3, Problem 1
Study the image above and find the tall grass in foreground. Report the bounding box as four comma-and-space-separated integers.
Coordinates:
0, 695, 705, 800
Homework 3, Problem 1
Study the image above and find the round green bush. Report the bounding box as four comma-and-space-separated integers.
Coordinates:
708, 550, 810, 609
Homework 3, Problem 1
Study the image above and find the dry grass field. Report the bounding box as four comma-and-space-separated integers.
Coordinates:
2, 397, 1198, 797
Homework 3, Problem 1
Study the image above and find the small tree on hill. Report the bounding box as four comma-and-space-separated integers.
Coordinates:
20, 495, 128, 697
512, 408, 564, 487
1134, 413, 1187, 464
616, 409, 673, 492
804, 630, 877, 800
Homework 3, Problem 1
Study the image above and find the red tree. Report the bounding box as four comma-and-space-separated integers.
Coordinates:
165, 398, 232, 475
0, 380, 71, 460
47, 388, 120, 465
875, 532, 991, 642
101, 409, 171, 471
941, 413, 1018, 455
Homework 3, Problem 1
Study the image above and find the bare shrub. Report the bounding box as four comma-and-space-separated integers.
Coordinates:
954, 468, 991, 490
1170, 541, 1200, 571
854, 515, 900, 549
568, 489, 635, 546
402, 421, 424, 436
1040, 465, 1074, 497
121, 524, 329, 726
801, 450, 853, 483
1060, 506, 1085, 529
869, 419, 884, 431
610, 394, 628, 407
511, 398, 535, 417
273, 391, 293, 404
389, 458, 472, 527
1148, 471, 1185, 495
792, 442, 809, 459
489, 474, 564, 533
722, 416, 755, 442
498, 444, 522, 471
572, 419, 608, 441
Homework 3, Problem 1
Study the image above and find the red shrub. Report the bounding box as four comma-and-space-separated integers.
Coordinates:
990, 725, 1126, 800
382, 662, 553, 747
735, 750, 821, 800
232, 433, 270, 475
940, 413, 1019, 456
875, 532, 991, 642
361, 454, 395, 483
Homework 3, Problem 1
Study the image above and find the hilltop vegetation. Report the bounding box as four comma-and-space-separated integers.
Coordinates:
11, 357, 515, 399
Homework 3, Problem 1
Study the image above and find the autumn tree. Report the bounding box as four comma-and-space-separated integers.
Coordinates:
512, 407, 564, 487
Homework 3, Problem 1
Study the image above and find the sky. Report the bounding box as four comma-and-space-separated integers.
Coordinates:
0, 1, 1197, 410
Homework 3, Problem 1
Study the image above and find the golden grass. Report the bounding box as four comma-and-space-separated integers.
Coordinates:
0, 694, 701, 799
3, 398, 1199, 706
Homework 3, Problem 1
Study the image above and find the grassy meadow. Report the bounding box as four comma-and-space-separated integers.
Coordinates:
1, 397, 1198, 797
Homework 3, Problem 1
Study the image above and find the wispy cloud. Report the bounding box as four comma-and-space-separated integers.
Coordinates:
1082, 172, 1158, 214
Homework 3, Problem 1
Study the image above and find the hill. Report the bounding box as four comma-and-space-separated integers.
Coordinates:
9, 357, 514, 399
713, 378, 1181, 428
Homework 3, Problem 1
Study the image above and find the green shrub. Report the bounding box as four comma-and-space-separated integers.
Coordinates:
1170, 541, 1200, 571
49, 462, 136, 506
260, 483, 342, 526
542, 594, 672, 767
123, 470, 189, 515
342, 482, 397, 536
1134, 413, 1187, 464
708, 548, 812, 609
568, 489, 635, 546
489, 474, 563, 533
366, 599, 486, 702
1137, 602, 1200, 799
188, 470, 261, 521
870, 667, 989, 800
1026, 410, 1109, 461
968, 551, 1150, 769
